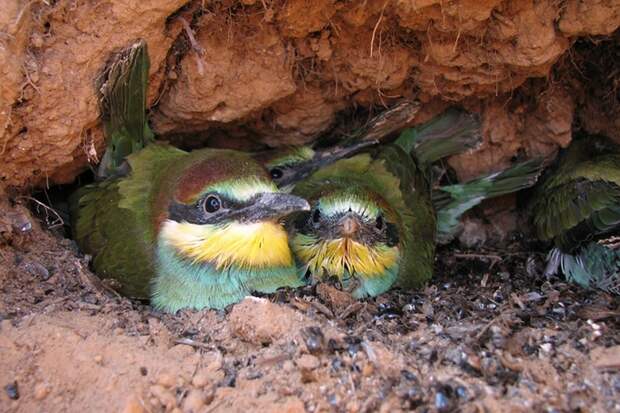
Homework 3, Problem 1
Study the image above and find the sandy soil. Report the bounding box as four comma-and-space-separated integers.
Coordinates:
1, 201, 619, 413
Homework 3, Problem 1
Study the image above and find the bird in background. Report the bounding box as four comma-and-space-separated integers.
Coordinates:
70, 40, 309, 312
530, 134, 620, 295
286, 110, 544, 298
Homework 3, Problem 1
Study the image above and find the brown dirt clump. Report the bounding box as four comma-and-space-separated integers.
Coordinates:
1, 191, 620, 413
1, 1, 619, 189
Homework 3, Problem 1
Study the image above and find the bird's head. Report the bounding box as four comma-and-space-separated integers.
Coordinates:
157, 149, 310, 271
255, 141, 378, 191
290, 187, 400, 281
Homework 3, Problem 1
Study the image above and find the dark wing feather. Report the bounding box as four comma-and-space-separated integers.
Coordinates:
532, 178, 620, 251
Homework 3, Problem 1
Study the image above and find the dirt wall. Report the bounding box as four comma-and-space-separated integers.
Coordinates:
0, 0, 619, 189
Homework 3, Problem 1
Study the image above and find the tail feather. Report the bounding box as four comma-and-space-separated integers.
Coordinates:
434, 158, 544, 243
97, 39, 153, 179
548, 243, 620, 295
394, 108, 481, 165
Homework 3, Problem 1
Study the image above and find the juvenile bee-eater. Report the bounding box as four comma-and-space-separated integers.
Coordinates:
287, 111, 543, 298
531, 134, 620, 295
71, 40, 309, 312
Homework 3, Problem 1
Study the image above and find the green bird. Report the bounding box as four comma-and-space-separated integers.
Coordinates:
531, 134, 620, 295
285, 110, 480, 298
286, 110, 544, 298
71, 40, 310, 312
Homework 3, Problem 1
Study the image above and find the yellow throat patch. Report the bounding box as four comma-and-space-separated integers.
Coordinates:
160, 220, 294, 269
292, 234, 398, 279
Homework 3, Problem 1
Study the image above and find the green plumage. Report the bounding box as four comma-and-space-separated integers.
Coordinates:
96, 39, 154, 179
72, 40, 307, 311
394, 108, 481, 165
292, 144, 436, 295
433, 158, 544, 244
71, 144, 185, 299
530, 135, 620, 294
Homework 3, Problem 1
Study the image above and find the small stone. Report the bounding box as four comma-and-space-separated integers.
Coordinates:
282, 360, 295, 372
24, 261, 49, 280
156, 372, 176, 388
33, 383, 50, 400
346, 400, 361, 413
191, 370, 211, 388
122, 395, 147, 413
31, 33, 44, 48
149, 384, 176, 409
296, 354, 320, 371
182, 390, 205, 412
362, 362, 374, 377
139, 367, 148, 376
94, 355, 103, 364
4, 381, 19, 400
168, 343, 194, 358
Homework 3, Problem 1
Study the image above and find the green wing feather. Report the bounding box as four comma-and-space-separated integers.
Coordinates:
532, 153, 620, 251
434, 158, 544, 244
532, 135, 620, 295
97, 39, 154, 178
394, 108, 481, 166
71, 144, 186, 298
375, 145, 436, 289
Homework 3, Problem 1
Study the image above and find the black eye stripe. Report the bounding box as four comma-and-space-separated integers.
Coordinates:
312, 209, 321, 223
376, 215, 384, 230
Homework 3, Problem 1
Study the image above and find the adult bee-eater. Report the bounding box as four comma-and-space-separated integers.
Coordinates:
71, 40, 309, 312
531, 134, 620, 295
287, 111, 543, 298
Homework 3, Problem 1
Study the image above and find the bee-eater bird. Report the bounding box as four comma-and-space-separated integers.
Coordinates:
531, 134, 620, 295
71, 40, 309, 312
287, 110, 543, 298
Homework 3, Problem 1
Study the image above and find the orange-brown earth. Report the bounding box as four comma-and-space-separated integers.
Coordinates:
1, 1, 620, 412
1, 196, 620, 412
1, 0, 619, 189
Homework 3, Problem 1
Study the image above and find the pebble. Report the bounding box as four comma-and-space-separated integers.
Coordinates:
362, 362, 374, 377
4, 381, 19, 400
296, 354, 320, 370
156, 372, 176, 388
33, 383, 50, 400
168, 343, 194, 358
94, 355, 103, 365
191, 370, 211, 388
182, 390, 206, 412
149, 384, 176, 409
122, 395, 147, 413
24, 261, 50, 280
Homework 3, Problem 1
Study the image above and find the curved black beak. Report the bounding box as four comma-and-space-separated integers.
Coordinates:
237, 192, 310, 222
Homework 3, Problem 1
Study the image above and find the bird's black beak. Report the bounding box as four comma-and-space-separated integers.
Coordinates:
278, 140, 379, 187
237, 192, 310, 222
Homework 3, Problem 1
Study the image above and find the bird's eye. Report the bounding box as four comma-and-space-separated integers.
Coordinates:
270, 168, 283, 180
204, 195, 221, 213
376, 215, 384, 230
312, 208, 321, 223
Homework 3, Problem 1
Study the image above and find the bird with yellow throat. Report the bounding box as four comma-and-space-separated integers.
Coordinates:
286, 110, 543, 298
70, 40, 309, 312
